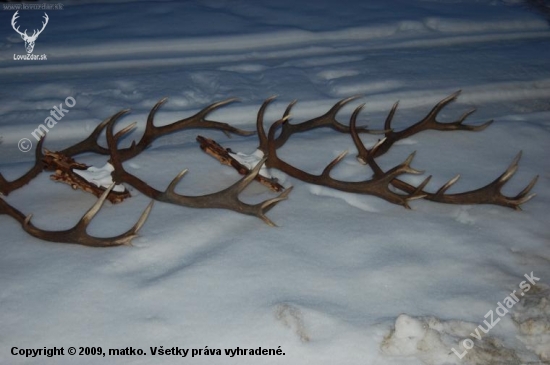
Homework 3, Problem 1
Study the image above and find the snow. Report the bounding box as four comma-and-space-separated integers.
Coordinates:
1, 1, 549, 364
73, 163, 126, 193
227, 149, 274, 179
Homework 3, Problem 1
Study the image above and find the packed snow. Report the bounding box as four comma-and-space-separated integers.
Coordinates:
0, 1, 549, 364
73, 163, 126, 192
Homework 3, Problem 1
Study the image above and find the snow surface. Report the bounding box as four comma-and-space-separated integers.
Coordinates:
73, 163, 126, 193
1, 1, 549, 364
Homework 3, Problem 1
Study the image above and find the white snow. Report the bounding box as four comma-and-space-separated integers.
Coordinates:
1, 1, 549, 364
227, 149, 274, 179
72, 162, 126, 193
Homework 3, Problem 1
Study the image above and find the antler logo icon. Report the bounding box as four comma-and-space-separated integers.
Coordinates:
11, 11, 49, 54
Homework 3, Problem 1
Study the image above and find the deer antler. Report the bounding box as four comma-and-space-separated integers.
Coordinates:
105, 112, 291, 226
44, 99, 256, 203
372, 91, 494, 157
0, 92, 538, 246
0, 183, 152, 247
201, 94, 536, 210
60, 98, 255, 160
256, 102, 428, 208
348, 94, 538, 209
257, 96, 383, 152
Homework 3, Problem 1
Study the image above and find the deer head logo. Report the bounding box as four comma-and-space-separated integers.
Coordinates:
11, 11, 49, 54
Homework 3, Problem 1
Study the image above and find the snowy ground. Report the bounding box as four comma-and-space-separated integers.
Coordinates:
1, 1, 549, 364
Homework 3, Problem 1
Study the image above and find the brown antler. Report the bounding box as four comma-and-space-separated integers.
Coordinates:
105, 113, 291, 226
0, 92, 537, 247
0, 137, 45, 196
45, 98, 256, 203
250, 93, 538, 210
257, 96, 383, 152
0, 183, 152, 247
60, 98, 255, 160
372, 91, 493, 157
348, 95, 538, 209
257, 104, 428, 208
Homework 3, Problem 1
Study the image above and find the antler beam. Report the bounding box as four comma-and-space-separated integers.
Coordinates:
0, 183, 152, 247
0, 137, 45, 196
347, 94, 538, 209
105, 113, 291, 226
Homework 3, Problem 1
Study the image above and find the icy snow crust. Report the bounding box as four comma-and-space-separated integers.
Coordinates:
0, 1, 549, 364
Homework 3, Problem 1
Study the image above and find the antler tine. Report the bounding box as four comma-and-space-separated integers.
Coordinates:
257, 96, 278, 154
325, 95, 364, 132
385, 151, 538, 209
118, 98, 168, 161
374, 91, 494, 157
106, 112, 290, 224
0, 183, 153, 247
321, 151, 349, 178
480, 151, 539, 209
424, 90, 462, 122
283, 99, 297, 119
196, 98, 241, 124
349, 103, 371, 164
434, 174, 461, 197
61, 110, 130, 157
276, 99, 297, 147
513, 175, 539, 207
0, 136, 45, 196
384, 101, 399, 131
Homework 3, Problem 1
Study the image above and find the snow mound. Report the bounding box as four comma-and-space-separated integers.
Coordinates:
380, 314, 521, 365
308, 185, 380, 213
